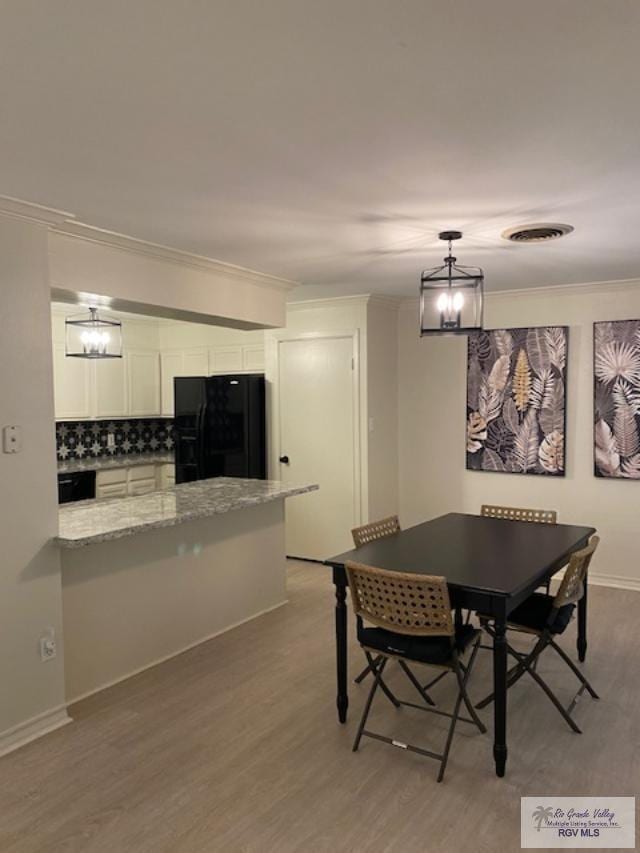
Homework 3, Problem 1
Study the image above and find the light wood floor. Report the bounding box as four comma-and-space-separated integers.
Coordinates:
0, 561, 638, 853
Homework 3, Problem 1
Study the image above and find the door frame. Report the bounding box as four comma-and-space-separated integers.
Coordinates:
269, 329, 363, 533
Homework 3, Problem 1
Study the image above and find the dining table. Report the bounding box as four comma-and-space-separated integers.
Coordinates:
325, 512, 596, 777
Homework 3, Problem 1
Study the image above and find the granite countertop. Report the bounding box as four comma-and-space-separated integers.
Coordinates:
56, 477, 318, 548
57, 452, 174, 474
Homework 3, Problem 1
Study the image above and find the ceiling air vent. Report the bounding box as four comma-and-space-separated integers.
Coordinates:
501, 223, 574, 243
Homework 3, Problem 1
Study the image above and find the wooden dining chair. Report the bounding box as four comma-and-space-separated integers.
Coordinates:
351, 516, 401, 684
476, 536, 600, 733
351, 515, 401, 547
480, 504, 558, 525
480, 504, 558, 597
345, 562, 486, 782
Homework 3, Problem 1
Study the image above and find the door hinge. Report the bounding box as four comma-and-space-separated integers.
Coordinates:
351, 358, 355, 370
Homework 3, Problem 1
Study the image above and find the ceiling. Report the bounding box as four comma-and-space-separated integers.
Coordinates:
2, 0, 640, 298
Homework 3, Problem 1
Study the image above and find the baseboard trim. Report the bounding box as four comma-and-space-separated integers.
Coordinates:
66, 599, 289, 707
588, 572, 640, 592
0, 706, 72, 759
551, 567, 640, 592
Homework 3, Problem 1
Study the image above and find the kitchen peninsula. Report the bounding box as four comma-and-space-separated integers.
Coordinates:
58, 477, 318, 702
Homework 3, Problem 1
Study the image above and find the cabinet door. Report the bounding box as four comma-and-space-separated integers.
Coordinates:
128, 350, 161, 416
128, 478, 157, 496
158, 463, 175, 490
182, 348, 209, 376
160, 352, 183, 417
210, 346, 243, 373
242, 345, 265, 371
96, 482, 128, 500
94, 354, 128, 418
53, 342, 92, 420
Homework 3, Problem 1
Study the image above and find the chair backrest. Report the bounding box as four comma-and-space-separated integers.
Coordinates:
481, 504, 557, 525
351, 515, 401, 548
345, 561, 454, 637
554, 535, 600, 609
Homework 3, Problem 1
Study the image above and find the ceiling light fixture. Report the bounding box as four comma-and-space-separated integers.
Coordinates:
65, 306, 123, 359
419, 231, 484, 336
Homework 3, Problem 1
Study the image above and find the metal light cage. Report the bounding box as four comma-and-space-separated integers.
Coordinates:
419, 232, 484, 336
65, 307, 123, 359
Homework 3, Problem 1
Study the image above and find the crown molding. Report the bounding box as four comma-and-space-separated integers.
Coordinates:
51, 221, 297, 292
0, 195, 74, 227
398, 276, 640, 310
287, 293, 400, 312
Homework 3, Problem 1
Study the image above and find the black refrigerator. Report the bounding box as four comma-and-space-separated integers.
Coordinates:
174, 374, 266, 484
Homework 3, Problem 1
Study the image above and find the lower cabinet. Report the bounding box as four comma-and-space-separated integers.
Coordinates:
95, 463, 173, 499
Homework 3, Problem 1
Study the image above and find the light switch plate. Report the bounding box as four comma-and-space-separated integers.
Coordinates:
2, 425, 22, 454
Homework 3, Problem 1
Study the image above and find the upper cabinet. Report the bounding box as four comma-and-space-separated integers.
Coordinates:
94, 354, 128, 418
51, 306, 265, 420
53, 342, 92, 419
127, 350, 161, 416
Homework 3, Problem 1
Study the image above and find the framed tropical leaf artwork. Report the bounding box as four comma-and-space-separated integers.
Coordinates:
466, 326, 568, 475
594, 320, 640, 478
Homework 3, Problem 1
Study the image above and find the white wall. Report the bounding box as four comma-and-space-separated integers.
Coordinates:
398, 280, 640, 589
0, 215, 69, 752
366, 299, 399, 520
49, 227, 292, 330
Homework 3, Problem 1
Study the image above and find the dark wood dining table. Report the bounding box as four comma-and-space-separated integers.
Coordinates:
325, 512, 596, 777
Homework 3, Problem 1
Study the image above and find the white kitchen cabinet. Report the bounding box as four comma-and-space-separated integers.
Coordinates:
158, 463, 175, 490
127, 350, 161, 416
242, 345, 265, 371
210, 346, 243, 373
160, 352, 183, 417
95, 468, 128, 500
53, 342, 92, 420
94, 355, 128, 418
182, 347, 209, 376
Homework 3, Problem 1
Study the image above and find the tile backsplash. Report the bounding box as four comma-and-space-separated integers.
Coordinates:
56, 419, 175, 461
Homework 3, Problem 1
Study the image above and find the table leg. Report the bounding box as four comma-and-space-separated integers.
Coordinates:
334, 575, 349, 723
577, 572, 588, 663
493, 616, 508, 777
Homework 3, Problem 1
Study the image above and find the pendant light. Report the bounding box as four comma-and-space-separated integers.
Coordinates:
419, 231, 484, 336
65, 306, 123, 359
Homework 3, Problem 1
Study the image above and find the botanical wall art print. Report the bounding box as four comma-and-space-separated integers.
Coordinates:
594, 319, 640, 479
466, 326, 568, 475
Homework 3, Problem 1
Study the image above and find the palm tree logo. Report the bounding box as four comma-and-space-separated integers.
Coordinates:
532, 805, 554, 832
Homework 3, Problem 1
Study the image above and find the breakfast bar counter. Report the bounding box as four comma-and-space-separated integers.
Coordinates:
57, 477, 317, 547
57, 477, 317, 702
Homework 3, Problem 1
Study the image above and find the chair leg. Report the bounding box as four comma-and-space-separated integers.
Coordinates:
456, 640, 486, 734
398, 659, 436, 706
437, 662, 466, 783
354, 654, 382, 684
353, 658, 387, 752
548, 639, 599, 699
476, 635, 551, 709
361, 652, 400, 708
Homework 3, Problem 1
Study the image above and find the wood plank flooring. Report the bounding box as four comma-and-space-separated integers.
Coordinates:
0, 560, 638, 853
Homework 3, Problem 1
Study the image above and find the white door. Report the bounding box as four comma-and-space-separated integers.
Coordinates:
277, 335, 358, 560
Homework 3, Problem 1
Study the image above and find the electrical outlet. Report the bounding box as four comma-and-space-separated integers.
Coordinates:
107, 432, 116, 449
2, 425, 22, 454
39, 629, 56, 662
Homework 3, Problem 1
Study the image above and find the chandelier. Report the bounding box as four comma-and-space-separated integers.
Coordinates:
419, 231, 484, 336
